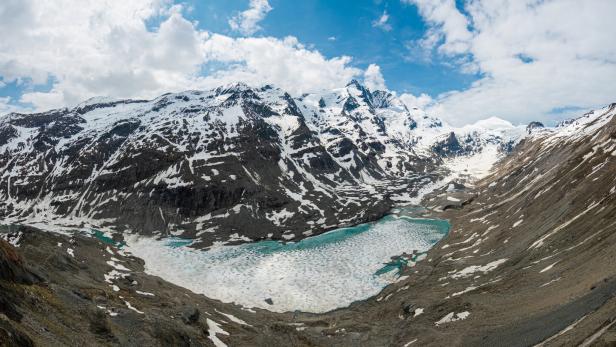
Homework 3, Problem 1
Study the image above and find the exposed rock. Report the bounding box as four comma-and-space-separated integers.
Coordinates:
0, 239, 40, 285
526, 121, 545, 133
180, 307, 200, 325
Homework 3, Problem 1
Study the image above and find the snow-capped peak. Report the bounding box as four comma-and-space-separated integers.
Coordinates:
76, 96, 120, 108
466, 116, 517, 131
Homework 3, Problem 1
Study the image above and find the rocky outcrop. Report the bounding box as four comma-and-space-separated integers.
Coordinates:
526, 120, 545, 133
0, 239, 40, 285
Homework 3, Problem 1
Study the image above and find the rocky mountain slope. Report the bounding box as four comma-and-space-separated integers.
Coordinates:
277, 102, 616, 346
1, 102, 615, 346
0, 82, 521, 247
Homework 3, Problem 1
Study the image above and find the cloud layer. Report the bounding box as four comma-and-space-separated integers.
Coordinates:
0, 0, 364, 112
405, 0, 616, 125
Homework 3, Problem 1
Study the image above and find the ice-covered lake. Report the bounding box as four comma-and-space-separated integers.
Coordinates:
125, 211, 449, 313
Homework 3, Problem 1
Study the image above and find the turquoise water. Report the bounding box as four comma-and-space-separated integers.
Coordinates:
127, 209, 450, 313
91, 229, 126, 249
242, 215, 449, 276
164, 237, 194, 248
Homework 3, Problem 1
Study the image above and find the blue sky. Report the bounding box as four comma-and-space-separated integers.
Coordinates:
182, 0, 477, 96
1, 0, 615, 125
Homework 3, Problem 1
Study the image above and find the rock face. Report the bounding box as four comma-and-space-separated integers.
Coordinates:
0, 238, 40, 285
0, 236, 40, 346
0, 82, 522, 247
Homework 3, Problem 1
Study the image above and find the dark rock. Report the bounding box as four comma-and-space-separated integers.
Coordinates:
88, 309, 115, 340
432, 132, 464, 156
526, 121, 545, 133
180, 307, 200, 325
0, 239, 41, 285
402, 303, 414, 315
0, 320, 34, 347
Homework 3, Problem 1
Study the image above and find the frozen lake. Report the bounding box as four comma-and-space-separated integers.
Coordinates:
125, 210, 449, 313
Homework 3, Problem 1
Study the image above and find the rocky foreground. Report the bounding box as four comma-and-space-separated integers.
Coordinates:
1, 103, 616, 346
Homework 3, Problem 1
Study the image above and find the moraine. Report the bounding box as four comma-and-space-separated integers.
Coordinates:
125, 207, 449, 313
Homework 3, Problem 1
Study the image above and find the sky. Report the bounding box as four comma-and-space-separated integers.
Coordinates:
0, 0, 615, 126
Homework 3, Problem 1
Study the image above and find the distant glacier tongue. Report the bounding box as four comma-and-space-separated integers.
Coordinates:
125, 212, 449, 313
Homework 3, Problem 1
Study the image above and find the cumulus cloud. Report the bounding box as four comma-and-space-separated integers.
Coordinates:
405, 0, 616, 125
228, 0, 272, 36
372, 11, 392, 31
363, 64, 387, 91
405, 0, 472, 56
0, 0, 363, 112
399, 92, 434, 110
0, 0, 208, 110
198, 35, 361, 95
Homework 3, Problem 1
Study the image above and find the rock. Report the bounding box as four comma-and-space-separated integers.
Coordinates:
526, 121, 545, 133
432, 132, 464, 156
180, 307, 200, 325
0, 239, 41, 285
88, 309, 115, 340
0, 320, 34, 347
402, 303, 414, 315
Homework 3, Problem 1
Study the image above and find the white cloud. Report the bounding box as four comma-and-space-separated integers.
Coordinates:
229, 0, 272, 36
405, 0, 472, 56
0, 0, 208, 110
405, 0, 616, 125
0, 97, 25, 115
198, 35, 361, 95
372, 10, 392, 31
0, 0, 364, 112
399, 92, 434, 110
363, 64, 387, 91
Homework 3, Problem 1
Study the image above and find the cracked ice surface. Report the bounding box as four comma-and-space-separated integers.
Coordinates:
126, 215, 448, 313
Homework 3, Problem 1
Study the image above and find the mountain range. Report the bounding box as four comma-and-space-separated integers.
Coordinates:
1, 82, 616, 346
0, 81, 524, 247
